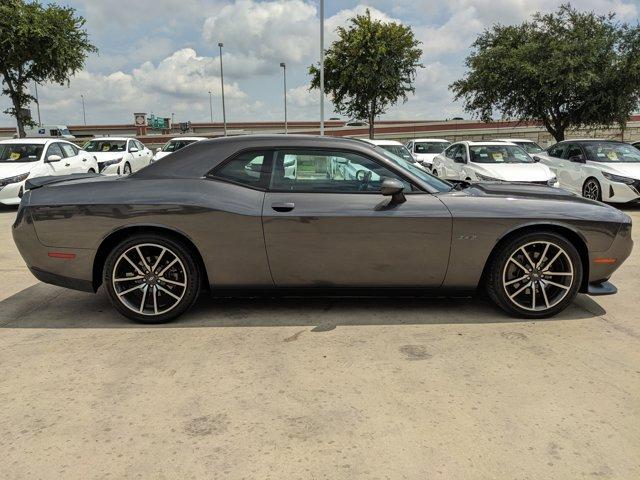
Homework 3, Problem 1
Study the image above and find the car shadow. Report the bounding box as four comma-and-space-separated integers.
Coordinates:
0, 282, 607, 329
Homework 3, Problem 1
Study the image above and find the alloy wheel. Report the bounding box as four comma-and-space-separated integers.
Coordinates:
111, 243, 187, 316
502, 241, 574, 312
583, 179, 600, 200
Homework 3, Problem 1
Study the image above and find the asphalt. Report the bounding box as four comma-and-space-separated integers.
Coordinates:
0, 203, 638, 479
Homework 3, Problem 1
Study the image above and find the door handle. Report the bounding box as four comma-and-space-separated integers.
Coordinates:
82, 158, 87, 162
271, 202, 295, 212
65, 163, 70, 167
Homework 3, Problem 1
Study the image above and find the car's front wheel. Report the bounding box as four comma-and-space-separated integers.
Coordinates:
123, 162, 132, 175
486, 232, 582, 318
582, 178, 601, 201
103, 234, 201, 323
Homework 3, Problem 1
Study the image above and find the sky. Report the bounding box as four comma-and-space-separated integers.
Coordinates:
1, 0, 639, 127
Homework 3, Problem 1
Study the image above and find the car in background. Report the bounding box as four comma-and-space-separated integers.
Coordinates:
82, 137, 152, 175
153, 137, 207, 162
0, 138, 98, 205
431, 141, 557, 186
535, 139, 640, 203
345, 120, 369, 127
23, 124, 76, 140
405, 139, 451, 170
360, 139, 416, 163
632, 141, 640, 150
492, 138, 545, 154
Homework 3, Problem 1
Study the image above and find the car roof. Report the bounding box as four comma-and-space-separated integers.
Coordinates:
0, 138, 51, 144
360, 139, 403, 146
168, 137, 207, 141
88, 137, 132, 141
412, 138, 450, 143
461, 141, 517, 146
492, 138, 537, 143
557, 139, 623, 143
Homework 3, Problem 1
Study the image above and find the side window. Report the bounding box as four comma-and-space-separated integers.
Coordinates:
566, 144, 583, 159
406, 141, 413, 152
444, 144, 459, 159
270, 149, 412, 193
459, 145, 468, 160
49, 129, 60, 137
128, 141, 137, 152
548, 144, 565, 158
60, 143, 77, 157
210, 150, 271, 189
136, 140, 145, 150
45, 143, 64, 159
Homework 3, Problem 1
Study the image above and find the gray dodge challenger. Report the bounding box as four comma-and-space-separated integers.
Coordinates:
12, 135, 633, 323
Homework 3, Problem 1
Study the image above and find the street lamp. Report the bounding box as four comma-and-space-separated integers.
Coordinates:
80, 94, 86, 126
208, 91, 213, 123
280, 62, 288, 134
218, 42, 227, 136
34, 82, 41, 126
319, 0, 325, 135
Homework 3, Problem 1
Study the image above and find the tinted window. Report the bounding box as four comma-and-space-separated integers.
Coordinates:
469, 144, 533, 163
377, 150, 453, 192
444, 144, 459, 159
0, 143, 44, 162
271, 150, 412, 193
211, 150, 271, 188
415, 142, 450, 154
162, 140, 197, 152
379, 144, 413, 162
547, 144, 566, 158
566, 144, 583, 159
45, 143, 64, 159
83, 140, 126, 152
60, 143, 77, 157
515, 141, 544, 153
582, 142, 640, 163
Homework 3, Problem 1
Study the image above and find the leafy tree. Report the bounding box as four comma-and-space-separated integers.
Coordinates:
0, 0, 97, 137
450, 4, 640, 142
309, 9, 422, 139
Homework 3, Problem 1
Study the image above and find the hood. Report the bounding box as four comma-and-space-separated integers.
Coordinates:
471, 162, 552, 181
590, 161, 640, 180
0, 162, 36, 179
414, 153, 438, 163
90, 151, 126, 161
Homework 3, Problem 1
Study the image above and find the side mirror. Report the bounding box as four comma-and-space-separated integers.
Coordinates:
46, 154, 62, 162
380, 178, 406, 204
129, 147, 139, 153
454, 154, 466, 164
569, 155, 585, 163
155, 147, 161, 153
532, 156, 541, 163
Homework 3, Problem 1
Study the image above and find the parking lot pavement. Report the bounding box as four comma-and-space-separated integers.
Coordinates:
0, 206, 639, 479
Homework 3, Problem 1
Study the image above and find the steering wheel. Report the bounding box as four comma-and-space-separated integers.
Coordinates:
356, 170, 372, 191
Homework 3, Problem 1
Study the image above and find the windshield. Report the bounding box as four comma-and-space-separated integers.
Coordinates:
583, 142, 640, 163
470, 145, 534, 163
379, 144, 414, 162
0, 143, 44, 163
415, 142, 450, 154
515, 141, 544, 153
61, 128, 72, 136
83, 140, 127, 152
162, 139, 197, 152
378, 149, 452, 192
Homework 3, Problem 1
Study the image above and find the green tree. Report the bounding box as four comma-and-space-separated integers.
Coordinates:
0, 0, 97, 137
309, 9, 422, 139
450, 4, 640, 142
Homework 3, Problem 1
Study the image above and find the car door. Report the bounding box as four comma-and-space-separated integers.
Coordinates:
127, 140, 144, 171
43, 142, 75, 175
262, 148, 452, 287
544, 143, 569, 183
441, 144, 459, 179
137, 140, 152, 165
59, 142, 85, 173
562, 143, 587, 192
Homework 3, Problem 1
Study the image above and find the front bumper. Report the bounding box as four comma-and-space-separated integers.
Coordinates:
601, 180, 640, 204
0, 181, 26, 205
98, 161, 124, 175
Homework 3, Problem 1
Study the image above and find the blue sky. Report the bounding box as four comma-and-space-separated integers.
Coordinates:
1, 0, 638, 127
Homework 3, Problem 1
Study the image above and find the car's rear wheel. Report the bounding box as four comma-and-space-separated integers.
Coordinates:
103, 234, 201, 323
582, 178, 601, 201
486, 232, 582, 318
88, 168, 96, 173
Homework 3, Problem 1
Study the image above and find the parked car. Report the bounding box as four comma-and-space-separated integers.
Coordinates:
23, 124, 76, 140
0, 138, 98, 205
14, 135, 632, 323
535, 139, 640, 203
431, 141, 557, 186
405, 139, 451, 169
492, 138, 545, 154
360, 139, 415, 163
153, 137, 207, 162
345, 120, 369, 127
632, 141, 640, 150
82, 137, 152, 175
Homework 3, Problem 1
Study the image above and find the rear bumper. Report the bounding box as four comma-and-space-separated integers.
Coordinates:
30, 267, 94, 292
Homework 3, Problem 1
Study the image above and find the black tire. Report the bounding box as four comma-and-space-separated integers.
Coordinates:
582, 177, 601, 201
103, 234, 201, 323
88, 168, 96, 173
123, 162, 132, 175
486, 232, 582, 319
432, 169, 438, 177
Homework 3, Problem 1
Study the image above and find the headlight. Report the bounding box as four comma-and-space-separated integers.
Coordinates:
98, 158, 123, 172
602, 172, 636, 184
547, 175, 557, 187
476, 173, 501, 182
0, 172, 29, 187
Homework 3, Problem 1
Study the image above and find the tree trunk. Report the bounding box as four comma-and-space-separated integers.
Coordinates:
368, 102, 375, 139
14, 97, 27, 138
553, 127, 565, 143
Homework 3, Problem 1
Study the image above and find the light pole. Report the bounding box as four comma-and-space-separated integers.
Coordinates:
208, 91, 213, 123
280, 62, 288, 134
319, 0, 325, 135
80, 94, 86, 126
218, 42, 227, 136
34, 82, 41, 126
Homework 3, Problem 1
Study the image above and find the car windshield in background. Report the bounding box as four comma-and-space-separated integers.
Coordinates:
0, 144, 44, 163
162, 140, 197, 152
378, 149, 453, 192
379, 145, 414, 162
470, 145, 534, 163
515, 142, 544, 153
583, 142, 640, 163
83, 140, 127, 152
415, 142, 450, 154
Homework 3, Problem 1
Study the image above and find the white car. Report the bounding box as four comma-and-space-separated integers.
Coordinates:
404, 138, 451, 169
492, 138, 545, 155
360, 139, 416, 164
153, 137, 207, 162
535, 139, 640, 203
82, 137, 152, 175
431, 141, 557, 186
0, 138, 98, 205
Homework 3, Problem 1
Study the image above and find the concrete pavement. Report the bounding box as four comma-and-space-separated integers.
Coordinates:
0, 204, 638, 479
